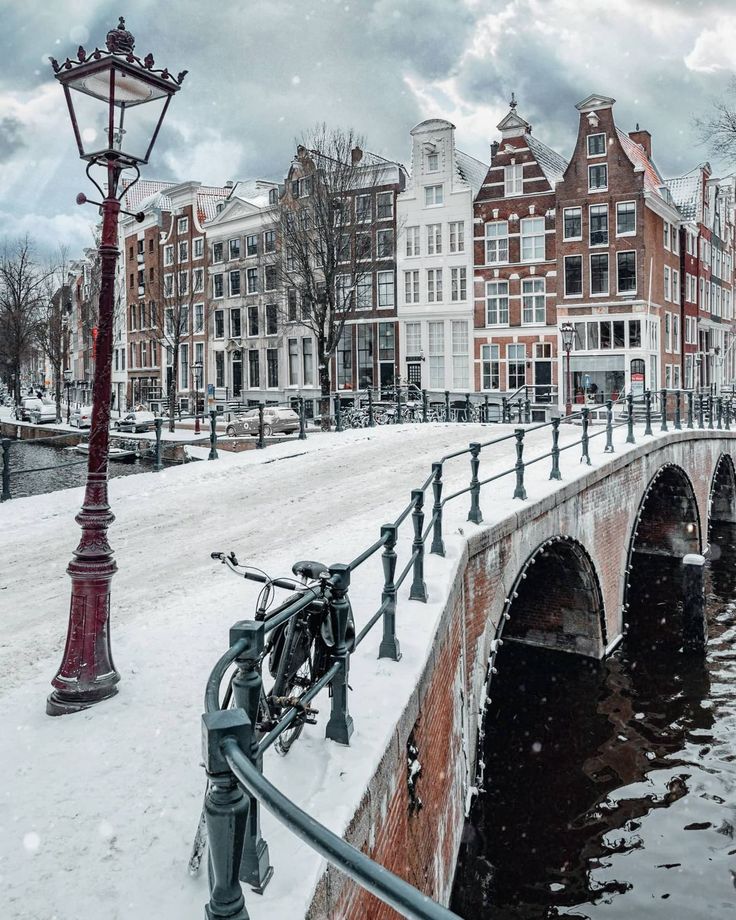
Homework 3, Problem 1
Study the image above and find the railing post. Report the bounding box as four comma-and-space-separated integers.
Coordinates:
209, 410, 219, 460
502, 396, 509, 423
444, 390, 451, 423
230, 622, 273, 893
464, 393, 471, 423
483, 394, 490, 423
725, 400, 731, 431
408, 490, 428, 602
421, 388, 428, 423
201, 710, 251, 920
325, 564, 354, 745
604, 399, 614, 452
256, 403, 265, 449
1, 438, 11, 501
549, 417, 562, 480
717, 396, 723, 430
334, 395, 343, 433
660, 388, 668, 432
524, 398, 531, 424
430, 462, 445, 556
708, 394, 715, 430
153, 418, 164, 471
644, 390, 653, 436
378, 524, 400, 660
468, 442, 483, 524
298, 397, 307, 440
581, 406, 591, 464
698, 392, 704, 429
687, 390, 694, 429
395, 386, 403, 425
674, 390, 682, 430
626, 393, 635, 444
513, 428, 527, 499
367, 388, 374, 427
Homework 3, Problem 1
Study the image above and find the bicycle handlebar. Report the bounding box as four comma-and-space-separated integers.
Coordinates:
211, 550, 307, 593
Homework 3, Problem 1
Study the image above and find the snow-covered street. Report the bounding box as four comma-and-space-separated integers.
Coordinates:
0, 420, 642, 920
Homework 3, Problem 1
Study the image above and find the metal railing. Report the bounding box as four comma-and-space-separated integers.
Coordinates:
198, 387, 736, 919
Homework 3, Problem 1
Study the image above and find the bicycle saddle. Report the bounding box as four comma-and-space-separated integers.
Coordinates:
292, 560, 328, 580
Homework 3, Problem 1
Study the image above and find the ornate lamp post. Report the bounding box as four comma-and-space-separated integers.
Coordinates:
63, 368, 73, 424
560, 322, 575, 417
192, 360, 203, 434
47, 19, 186, 716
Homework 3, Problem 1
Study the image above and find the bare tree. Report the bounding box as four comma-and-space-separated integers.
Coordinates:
696, 78, 736, 162
0, 237, 54, 402
276, 125, 398, 426
37, 246, 71, 422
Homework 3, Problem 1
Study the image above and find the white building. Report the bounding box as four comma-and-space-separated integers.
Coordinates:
396, 119, 487, 395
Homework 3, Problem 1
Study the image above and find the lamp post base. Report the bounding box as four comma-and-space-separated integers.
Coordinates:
47, 683, 119, 716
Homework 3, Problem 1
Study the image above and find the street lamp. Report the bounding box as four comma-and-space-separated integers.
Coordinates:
47, 19, 185, 716
63, 368, 73, 424
560, 322, 575, 417
192, 361, 203, 434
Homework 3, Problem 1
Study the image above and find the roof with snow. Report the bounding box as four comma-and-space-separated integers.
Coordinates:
455, 149, 488, 196
664, 173, 702, 222
616, 129, 669, 200
121, 180, 231, 223
525, 133, 568, 186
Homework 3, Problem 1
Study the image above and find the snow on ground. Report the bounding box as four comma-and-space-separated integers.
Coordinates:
0, 418, 654, 920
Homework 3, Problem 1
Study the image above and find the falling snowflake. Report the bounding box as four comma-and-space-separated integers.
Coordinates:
23, 832, 40, 852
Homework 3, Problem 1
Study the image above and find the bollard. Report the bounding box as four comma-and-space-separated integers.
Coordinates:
256, 403, 265, 449
644, 390, 653, 436
444, 390, 451, 423
717, 396, 723, 430
524, 398, 531, 424
726, 401, 731, 431
660, 388, 668, 432
430, 462, 445, 556
153, 418, 164, 470
513, 428, 527, 499
682, 554, 707, 652
201, 709, 251, 920
298, 397, 307, 440
378, 523, 401, 660
324, 564, 354, 745
367, 388, 375, 428
408, 490, 428, 602
483, 394, 490, 423
421, 389, 428, 423
230, 622, 273, 893
468, 442, 483, 524
502, 396, 509, 423
208, 410, 219, 460
334, 395, 343, 433
687, 390, 694, 429
549, 418, 562, 480
395, 386, 403, 425
708, 395, 715, 430
604, 399, 614, 453
1, 438, 11, 501
698, 392, 705, 429
464, 393, 472, 423
626, 393, 635, 444
581, 406, 591, 464
674, 390, 682, 430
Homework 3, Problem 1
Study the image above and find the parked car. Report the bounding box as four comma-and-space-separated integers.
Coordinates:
29, 399, 58, 424
114, 410, 156, 433
70, 405, 93, 428
15, 397, 45, 422
225, 406, 300, 438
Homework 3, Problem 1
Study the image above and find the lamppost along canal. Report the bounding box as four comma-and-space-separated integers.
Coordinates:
46, 18, 186, 716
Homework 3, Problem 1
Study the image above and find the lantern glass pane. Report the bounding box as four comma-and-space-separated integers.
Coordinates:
67, 64, 169, 105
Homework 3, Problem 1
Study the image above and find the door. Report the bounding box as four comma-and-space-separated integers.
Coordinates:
407, 363, 422, 387
534, 344, 552, 402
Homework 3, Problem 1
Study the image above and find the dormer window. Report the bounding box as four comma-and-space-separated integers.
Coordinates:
268, 188, 278, 205
587, 133, 606, 157
427, 152, 439, 172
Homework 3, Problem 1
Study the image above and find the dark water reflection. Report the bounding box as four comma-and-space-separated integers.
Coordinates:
451, 523, 736, 919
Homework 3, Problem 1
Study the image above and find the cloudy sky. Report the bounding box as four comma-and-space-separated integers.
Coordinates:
1, 0, 736, 258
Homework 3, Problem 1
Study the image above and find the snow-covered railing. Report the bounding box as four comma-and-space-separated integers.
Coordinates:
198, 387, 730, 919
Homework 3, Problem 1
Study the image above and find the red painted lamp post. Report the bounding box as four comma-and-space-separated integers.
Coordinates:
47, 19, 186, 716
560, 322, 575, 418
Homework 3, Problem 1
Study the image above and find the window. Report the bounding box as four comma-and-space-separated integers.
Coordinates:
665, 312, 672, 351
673, 314, 680, 353
357, 325, 374, 387
449, 221, 465, 253
266, 304, 278, 335
264, 266, 277, 291
180, 305, 189, 334
504, 164, 523, 196
564, 256, 583, 296
165, 308, 174, 335
587, 133, 606, 156
212, 242, 224, 263
427, 224, 442, 255
451, 266, 467, 302
590, 253, 609, 295
424, 185, 443, 206
356, 194, 372, 222
229, 270, 241, 297
406, 226, 420, 257
521, 217, 545, 261
522, 278, 545, 323
248, 305, 259, 336
588, 164, 608, 191
302, 339, 314, 386
377, 228, 393, 259
230, 308, 242, 339
267, 349, 279, 387
195, 303, 204, 333
426, 152, 439, 172
164, 244, 174, 266
629, 320, 641, 348
213, 274, 224, 299
672, 269, 679, 305
404, 270, 419, 304
287, 289, 298, 321
616, 201, 636, 236
229, 238, 240, 260
179, 343, 189, 389
356, 232, 372, 261
507, 344, 526, 389
664, 266, 671, 302
486, 281, 509, 325
357, 275, 372, 309
451, 321, 468, 389
589, 205, 608, 246
377, 271, 394, 308
663, 222, 670, 250
617, 251, 636, 293
337, 326, 353, 389
193, 268, 204, 292
247, 268, 258, 294
248, 350, 259, 388
377, 192, 393, 220
335, 274, 353, 311
298, 177, 312, 197
485, 221, 509, 264
481, 344, 500, 390
246, 234, 258, 257
672, 228, 679, 255
193, 237, 204, 259
427, 268, 443, 302
563, 208, 582, 240
215, 351, 224, 388
263, 230, 276, 253
178, 271, 189, 295
405, 322, 421, 356
428, 321, 444, 388
288, 338, 299, 386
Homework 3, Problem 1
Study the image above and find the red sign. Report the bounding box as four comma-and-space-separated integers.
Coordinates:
91, 326, 98, 358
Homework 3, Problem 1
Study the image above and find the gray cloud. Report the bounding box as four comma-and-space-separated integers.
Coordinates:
0, 116, 25, 161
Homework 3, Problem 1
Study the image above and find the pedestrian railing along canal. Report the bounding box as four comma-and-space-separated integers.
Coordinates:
0, 430, 92, 502
199, 387, 733, 920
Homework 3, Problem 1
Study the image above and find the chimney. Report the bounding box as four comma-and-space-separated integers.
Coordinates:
351, 146, 363, 165
224, 180, 234, 188
490, 140, 499, 161
629, 125, 652, 160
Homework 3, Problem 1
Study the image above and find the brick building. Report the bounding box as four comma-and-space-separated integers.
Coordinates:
473, 100, 567, 414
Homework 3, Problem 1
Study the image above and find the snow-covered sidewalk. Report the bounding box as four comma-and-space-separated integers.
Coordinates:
0, 419, 648, 920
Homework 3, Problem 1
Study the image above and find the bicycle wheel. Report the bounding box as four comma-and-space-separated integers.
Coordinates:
269, 615, 316, 755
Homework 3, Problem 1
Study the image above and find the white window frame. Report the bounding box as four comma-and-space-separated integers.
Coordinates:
588, 163, 608, 192
563, 207, 582, 242
406, 226, 420, 257
485, 280, 509, 326
485, 221, 509, 265
587, 132, 606, 157
521, 278, 545, 324
504, 164, 523, 197
616, 200, 636, 237
424, 185, 444, 207
520, 217, 545, 262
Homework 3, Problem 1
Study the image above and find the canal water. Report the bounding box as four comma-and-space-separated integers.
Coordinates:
4, 439, 156, 499
451, 524, 736, 919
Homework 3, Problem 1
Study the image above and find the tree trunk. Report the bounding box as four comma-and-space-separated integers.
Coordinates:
168, 366, 177, 433
318, 344, 332, 432
55, 367, 62, 423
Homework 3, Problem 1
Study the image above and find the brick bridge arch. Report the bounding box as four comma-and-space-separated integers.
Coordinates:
709, 453, 736, 533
